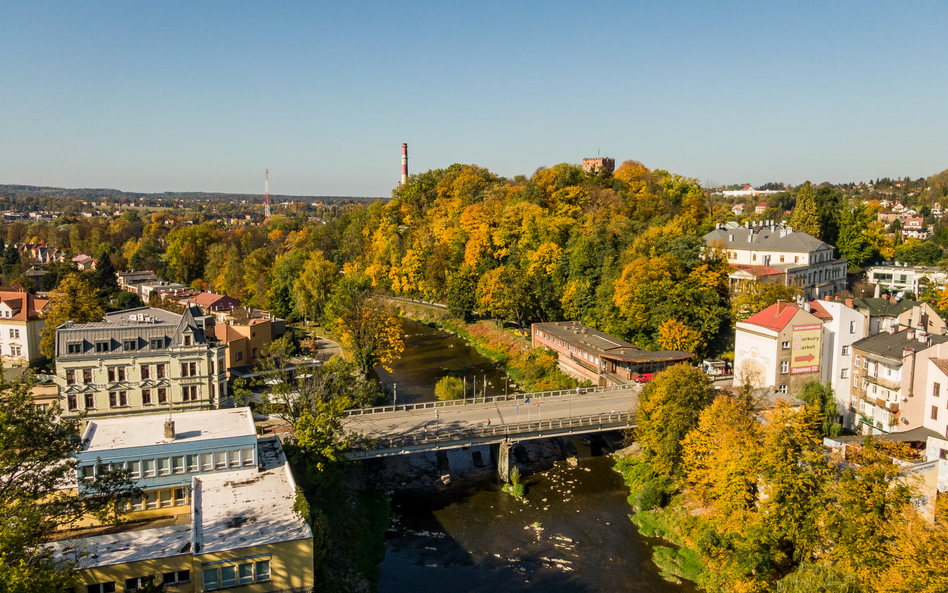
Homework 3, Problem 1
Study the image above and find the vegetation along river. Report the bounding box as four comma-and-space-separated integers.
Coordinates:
373, 318, 694, 592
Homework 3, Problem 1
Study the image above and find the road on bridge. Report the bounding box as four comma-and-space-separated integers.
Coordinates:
343, 387, 641, 441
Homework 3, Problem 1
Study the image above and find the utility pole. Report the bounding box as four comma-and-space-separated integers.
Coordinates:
393, 383, 397, 407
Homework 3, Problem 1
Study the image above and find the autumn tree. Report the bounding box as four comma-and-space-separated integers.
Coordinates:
39, 274, 105, 359
730, 282, 801, 323
325, 273, 404, 374
292, 252, 339, 324
434, 376, 464, 400
636, 364, 714, 477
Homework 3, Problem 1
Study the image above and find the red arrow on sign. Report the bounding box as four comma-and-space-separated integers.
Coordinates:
794, 353, 816, 363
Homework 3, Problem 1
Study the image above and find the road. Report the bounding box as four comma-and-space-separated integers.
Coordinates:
344, 388, 640, 441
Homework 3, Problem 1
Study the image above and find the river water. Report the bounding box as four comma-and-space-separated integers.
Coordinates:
374, 318, 694, 593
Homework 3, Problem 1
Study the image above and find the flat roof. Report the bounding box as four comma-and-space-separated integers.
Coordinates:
103, 307, 183, 325
82, 408, 256, 453
533, 321, 634, 353
53, 437, 311, 568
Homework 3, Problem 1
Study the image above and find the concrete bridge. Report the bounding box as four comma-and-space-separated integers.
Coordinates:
344, 385, 640, 460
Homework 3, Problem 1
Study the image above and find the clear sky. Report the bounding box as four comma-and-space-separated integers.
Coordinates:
1, 1, 946, 197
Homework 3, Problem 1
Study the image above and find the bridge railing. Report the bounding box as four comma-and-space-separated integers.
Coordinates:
349, 410, 636, 453
345, 383, 638, 417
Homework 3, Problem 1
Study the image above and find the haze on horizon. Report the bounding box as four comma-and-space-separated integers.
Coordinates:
1, 1, 946, 198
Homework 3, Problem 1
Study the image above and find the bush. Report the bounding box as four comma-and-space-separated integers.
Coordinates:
434, 376, 464, 400
634, 480, 667, 512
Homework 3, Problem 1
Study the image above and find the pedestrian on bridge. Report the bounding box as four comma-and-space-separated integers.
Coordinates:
487, 418, 491, 427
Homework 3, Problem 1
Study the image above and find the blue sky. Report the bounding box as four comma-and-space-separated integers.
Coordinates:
1, 1, 946, 197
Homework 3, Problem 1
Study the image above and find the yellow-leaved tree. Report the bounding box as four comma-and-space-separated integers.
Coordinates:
40, 274, 105, 359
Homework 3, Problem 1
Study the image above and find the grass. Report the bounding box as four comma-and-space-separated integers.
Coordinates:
652, 545, 705, 585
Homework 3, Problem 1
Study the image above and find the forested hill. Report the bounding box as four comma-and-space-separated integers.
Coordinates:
0, 184, 386, 203
340, 161, 731, 357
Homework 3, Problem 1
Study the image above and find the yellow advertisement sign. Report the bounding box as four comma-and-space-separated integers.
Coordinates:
791, 324, 821, 374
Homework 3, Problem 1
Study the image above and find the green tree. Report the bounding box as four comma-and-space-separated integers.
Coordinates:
434, 376, 464, 400
39, 275, 105, 359
775, 563, 863, 593
164, 224, 214, 284
798, 380, 841, 437
115, 291, 143, 310
267, 249, 307, 319
636, 364, 714, 477
729, 282, 801, 323
91, 243, 119, 298
292, 252, 338, 324
894, 239, 943, 266
836, 204, 877, 267
790, 182, 820, 237
0, 373, 138, 592
446, 264, 478, 321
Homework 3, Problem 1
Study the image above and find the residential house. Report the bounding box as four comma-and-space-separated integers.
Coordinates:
754, 204, 768, 214
705, 221, 848, 299
0, 287, 46, 364
190, 292, 240, 315
214, 319, 274, 375
808, 299, 868, 429
849, 327, 948, 434
866, 264, 948, 297
55, 306, 228, 420
53, 408, 315, 593
118, 270, 159, 292
72, 254, 97, 271
850, 296, 947, 337
532, 321, 692, 386
733, 301, 824, 395
902, 217, 930, 239
731, 203, 745, 215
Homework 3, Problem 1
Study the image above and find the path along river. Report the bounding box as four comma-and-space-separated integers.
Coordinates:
373, 318, 694, 592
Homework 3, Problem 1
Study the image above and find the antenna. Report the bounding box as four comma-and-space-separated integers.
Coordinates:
264, 169, 271, 219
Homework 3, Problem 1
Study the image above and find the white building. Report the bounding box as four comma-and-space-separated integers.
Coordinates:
705, 221, 848, 299
809, 299, 867, 428
0, 288, 46, 364
866, 264, 948, 296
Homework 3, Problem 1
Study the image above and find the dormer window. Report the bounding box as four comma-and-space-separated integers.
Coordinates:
67, 342, 82, 354
95, 340, 109, 353
184, 335, 192, 346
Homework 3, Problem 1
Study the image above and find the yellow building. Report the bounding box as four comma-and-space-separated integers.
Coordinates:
52, 411, 314, 593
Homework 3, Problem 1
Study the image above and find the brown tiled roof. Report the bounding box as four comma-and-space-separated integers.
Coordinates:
808, 300, 833, 321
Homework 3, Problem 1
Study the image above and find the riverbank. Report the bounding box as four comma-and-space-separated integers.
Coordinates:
386, 299, 582, 393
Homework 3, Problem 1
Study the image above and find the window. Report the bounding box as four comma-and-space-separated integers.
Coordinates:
157, 458, 170, 476
80, 465, 95, 481
241, 448, 255, 467
935, 382, 941, 398
156, 364, 166, 379
220, 566, 236, 588
172, 456, 184, 474
941, 448, 948, 461
238, 563, 254, 585
159, 489, 172, 507
125, 576, 151, 591
932, 406, 939, 421
123, 339, 137, 351
83, 369, 93, 384
781, 341, 790, 349
158, 388, 167, 404
84, 393, 95, 409
779, 255, 785, 263
130, 494, 144, 511
150, 338, 163, 350
842, 345, 850, 356
8, 329, 18, 339
863, 359, 868, 370
128, 460, 140, 479
255, 560, 270, 582
190, 362, 197, 376
202, 569, 218, 591
794, 256, 799, 263
143, 459, 156, 478
86, 583, 116, 593
752, 254, 757, 262
141, 365, 150, 379
142, 389, 152, 404
201, 452, 213, 471
214, 451, 226, 469
181, 363, 188, 377
778, 384, 788, 394
68, 394, 78, 411
108, 367, 116, 382
235, 351, 243, 361
186, 454, 198, 472
855, 355, 861, 367
252, 347, 257, 358
173, 487, 187, 505
9, 345, 19, 357
66, 369, 76, 384
781, 360, 789, 374
184, 335, 192, 346
841, 368, 849, 379
67, 341, 82, 354
145, 491, 158, 509
162, 571, 190, 585
228, 449, 240, 468
118, 367, 126, 381
95, 340, 109, 353
850, 321, 856, 333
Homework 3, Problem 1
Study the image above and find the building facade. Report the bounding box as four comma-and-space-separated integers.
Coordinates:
532, 321, 692, 386
733, 301, 824, 395
56, 306, 228, 420
866, 264, 948, 297
704, 221, 848, 299
581, 157, 615, 173
808, 299, 867, 428
0, 287, 45, 364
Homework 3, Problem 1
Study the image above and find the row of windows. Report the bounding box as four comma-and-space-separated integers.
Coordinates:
203, 560, 270, 591
128, 486, 189, 510
66, 359, 222, 385
87, 570, 190, 593
66, 382, 226, 411
69, 337, 169, 356
80, 448, 256, 481
534, 331, 600, 366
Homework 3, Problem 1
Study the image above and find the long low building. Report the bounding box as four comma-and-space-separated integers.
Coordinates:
531, 321, 692, 386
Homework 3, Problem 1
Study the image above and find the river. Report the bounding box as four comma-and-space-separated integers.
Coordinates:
373, 318, 694, 593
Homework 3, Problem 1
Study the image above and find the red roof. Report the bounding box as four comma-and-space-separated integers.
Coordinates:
730, 264, 784, 277
808, 300, 833, 321
743, 301, 802, 332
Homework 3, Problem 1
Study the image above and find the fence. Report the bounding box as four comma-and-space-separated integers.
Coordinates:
350, 410, 637, 455
345, 383, 638, 416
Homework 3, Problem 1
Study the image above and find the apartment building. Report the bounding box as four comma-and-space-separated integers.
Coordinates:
866, 264, 948, 296
733, 301, 824, 395
55, 306, 228, 420
54, 408, 314, 593
704, 221, 848, 299
850, 296, 947, 337
214, 318, 274, 374
0, 287, 45, 364
808, 299, 867, 428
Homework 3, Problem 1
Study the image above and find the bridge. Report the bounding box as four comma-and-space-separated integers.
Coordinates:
344, 385, 640, 460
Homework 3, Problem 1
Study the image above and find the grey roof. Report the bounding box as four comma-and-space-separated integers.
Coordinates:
103, 307, 183, 325
827, 426, 945, 444
704, 227, 833, 253
851, 298, 917, 317
533, 321, 692, 360
852, 328, 948, 360
56, 305, 207, 359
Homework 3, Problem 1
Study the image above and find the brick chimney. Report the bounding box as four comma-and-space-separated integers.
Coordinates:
164, 419, 175, 440
845, 299, 854, 309
776, 300, 787, 314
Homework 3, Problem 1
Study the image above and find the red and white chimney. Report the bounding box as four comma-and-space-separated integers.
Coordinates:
401, 143, 408, 187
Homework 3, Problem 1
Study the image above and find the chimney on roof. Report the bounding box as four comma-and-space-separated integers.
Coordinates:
824, 295, 830, 301
744, 221, 750, 229
776, 300, 787, 314
907, 329, 915, 341
164, 418, 175, 440
845, 298, 854, 309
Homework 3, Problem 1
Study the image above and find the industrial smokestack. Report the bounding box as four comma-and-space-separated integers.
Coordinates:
401, 143, 408, 187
